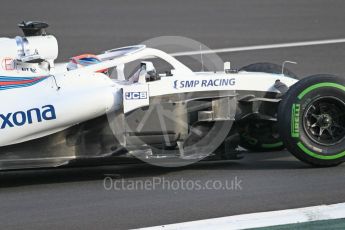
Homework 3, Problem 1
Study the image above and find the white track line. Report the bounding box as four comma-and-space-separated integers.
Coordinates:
172, 38, 345, 56
136, 202, 345, 230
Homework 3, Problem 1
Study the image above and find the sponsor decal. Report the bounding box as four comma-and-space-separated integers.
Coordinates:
125, 92, 148, 100
0, 76, 49, 91
0, 105, 56, 129
1, 58, 15, 71
291, 103, 300, 138
21, 67, 37, 73
173, 78, 236, 89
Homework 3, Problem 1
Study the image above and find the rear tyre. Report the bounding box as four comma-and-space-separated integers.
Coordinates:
238, 120, 285, 152
278, 74, 345, 167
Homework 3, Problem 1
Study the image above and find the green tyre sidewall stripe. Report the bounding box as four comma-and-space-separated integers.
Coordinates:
297, 142, 345, 160
261, 142, 284, 149
298, 82, 345, 99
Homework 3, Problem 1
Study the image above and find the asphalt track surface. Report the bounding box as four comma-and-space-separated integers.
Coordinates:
1, 0, 345, 229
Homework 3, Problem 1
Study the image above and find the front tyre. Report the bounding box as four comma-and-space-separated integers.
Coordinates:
278, 74, 345, 167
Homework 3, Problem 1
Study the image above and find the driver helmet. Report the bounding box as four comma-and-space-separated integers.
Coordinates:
67, 54, 108, 75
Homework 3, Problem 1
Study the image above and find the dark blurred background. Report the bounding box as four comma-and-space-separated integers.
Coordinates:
1, 0, 345, 77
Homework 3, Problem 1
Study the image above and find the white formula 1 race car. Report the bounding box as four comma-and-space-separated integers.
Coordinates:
0, 22, 344, 170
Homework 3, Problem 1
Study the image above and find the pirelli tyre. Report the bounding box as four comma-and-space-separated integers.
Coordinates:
238, 62, 297, 152
278, 74, 345, 167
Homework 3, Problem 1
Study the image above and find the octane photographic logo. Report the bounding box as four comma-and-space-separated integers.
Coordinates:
106, 36, 234, 167
103, 176, 243, 192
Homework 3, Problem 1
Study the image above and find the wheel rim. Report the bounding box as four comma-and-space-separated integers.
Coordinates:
303, 96, 345, 146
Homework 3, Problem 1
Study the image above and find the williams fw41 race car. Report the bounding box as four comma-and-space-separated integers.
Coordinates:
0, 21, 344, 170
